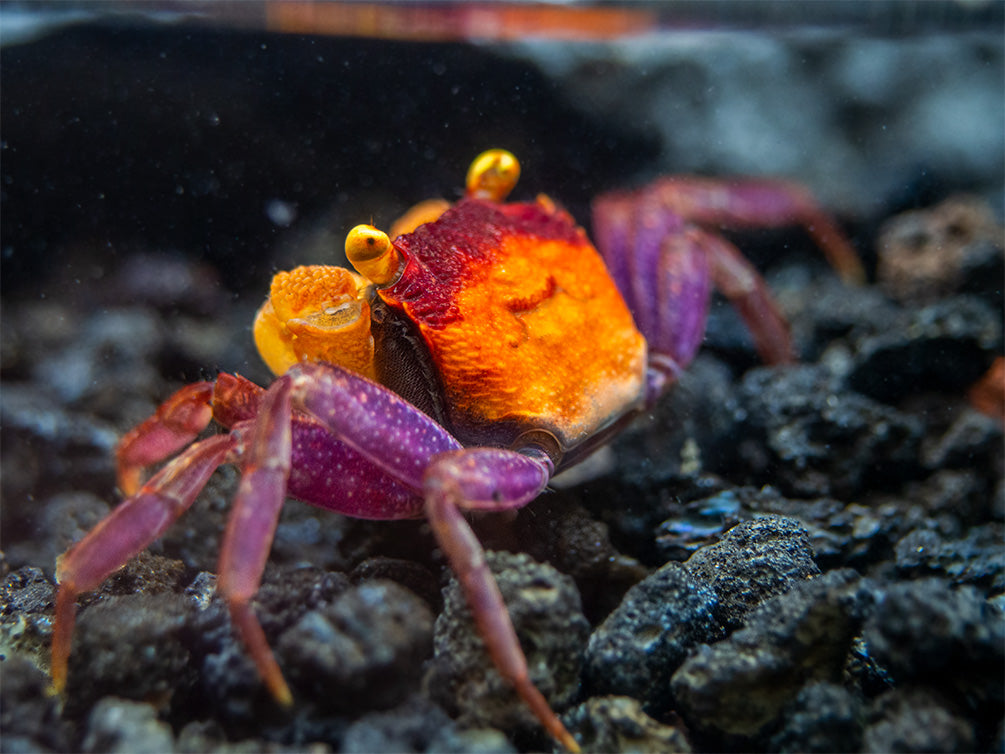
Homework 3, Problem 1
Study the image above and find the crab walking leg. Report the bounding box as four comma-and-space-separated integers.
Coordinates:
285, 363, 578, 749
51, 433, 235, 694
602, 205, 713, 371
216, 377, 294, 706
653, 230, 714, 367
699, 228, 796, 364
424, 450, 579, 752
424, 449, 581, 753
286, 361, 463, 491
115, 381, 215, 495
640, 176, 865, 284
598, 194, 804, 377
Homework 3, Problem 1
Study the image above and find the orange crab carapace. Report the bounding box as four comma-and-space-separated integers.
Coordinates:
259, 151, 647, 452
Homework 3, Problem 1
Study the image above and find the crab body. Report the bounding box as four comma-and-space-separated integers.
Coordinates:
50, 150, 861, 752
383, 197, 647, 452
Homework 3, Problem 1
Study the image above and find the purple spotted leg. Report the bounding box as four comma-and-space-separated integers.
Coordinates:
423, 448, 583, 752
286, 362, 579, 752
593, 189, 715, 398
51, 433, 236, 695
593, 175, 865, 382
216, 376, 294, 706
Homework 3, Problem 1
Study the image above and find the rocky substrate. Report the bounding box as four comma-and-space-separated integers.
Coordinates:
2, 20, 1003, 754
3, 186, 1002, 753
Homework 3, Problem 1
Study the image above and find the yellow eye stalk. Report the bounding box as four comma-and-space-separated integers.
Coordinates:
466, 148, 520, 201
348, 150, 521, 288
346, 224, 404, 286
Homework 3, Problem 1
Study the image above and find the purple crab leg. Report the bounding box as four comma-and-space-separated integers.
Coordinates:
653, 229, 713, 369
699, 228, 795, 364
593, 192, 712, 382
285, 362, 578, 750
286, 361, 462, 491
590, 193, 634, 317
51, 433, 236, 694
217, 376, 295, 706
638, 175, 865, 283
423, 448, 581, 752
286, 418, 424, 520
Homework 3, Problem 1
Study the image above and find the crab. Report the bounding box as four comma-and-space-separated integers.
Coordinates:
50, 150, 861, 751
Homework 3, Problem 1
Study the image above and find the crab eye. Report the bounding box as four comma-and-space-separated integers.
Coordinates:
346, 225, 404, 286
466, 149, 520, 202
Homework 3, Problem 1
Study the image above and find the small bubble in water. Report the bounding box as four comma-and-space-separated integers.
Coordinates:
266, 199, 297, 228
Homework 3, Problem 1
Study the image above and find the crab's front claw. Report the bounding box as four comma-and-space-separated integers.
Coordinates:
253, 265, 376, 378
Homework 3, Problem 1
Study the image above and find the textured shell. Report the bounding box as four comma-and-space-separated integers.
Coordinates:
381, 196, 647, 451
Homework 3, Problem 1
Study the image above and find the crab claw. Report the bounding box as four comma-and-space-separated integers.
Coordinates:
253, 265, 376, 378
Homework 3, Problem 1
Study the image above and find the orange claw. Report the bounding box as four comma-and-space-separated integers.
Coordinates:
253, 265, 376, 379
115, 381, 215, 495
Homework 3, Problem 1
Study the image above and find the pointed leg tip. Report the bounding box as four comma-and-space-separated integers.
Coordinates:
256, 642, 294, 708
46, 678, 65, 699
515, 677, 580, 753
559, 730, 581, 753
116, 465, 143, 497
48, 654, 68, 694
271, 679, 294, 709
228, 600, 295, 710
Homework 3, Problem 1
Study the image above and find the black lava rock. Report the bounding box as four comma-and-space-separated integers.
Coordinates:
584, 561, 722, 713
81, 697, 175, 754
1, 566, 55, 618
276, 579, 434, 714
863, 578, 1005, 722
670, 569, 872, 739
732, 365, 924, 498
0, 655, 74, 752
921, 407, 1004, 473
769, 681, 865, 754
894, 523, 1005, 591
341, 696, 515, 754
562, 695, 693, 753
683, 515, 821, 629
862, 687, 976, 754
64, 592, 198, 719
847, 295, 1002, 404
